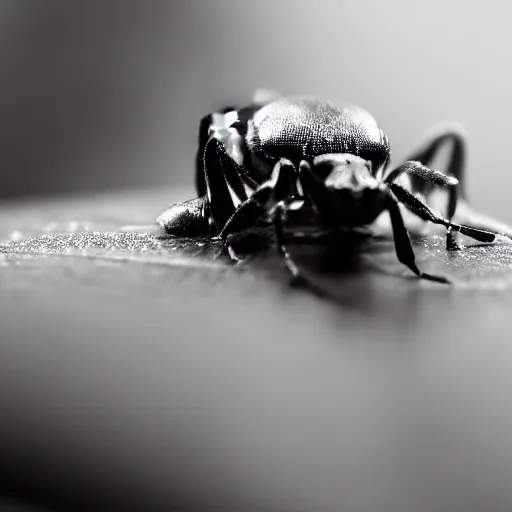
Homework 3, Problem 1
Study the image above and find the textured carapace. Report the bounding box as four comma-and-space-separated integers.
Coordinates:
246, 96, 390, 175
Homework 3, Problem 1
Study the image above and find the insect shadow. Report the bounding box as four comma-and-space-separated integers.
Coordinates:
218, 226, 440, 312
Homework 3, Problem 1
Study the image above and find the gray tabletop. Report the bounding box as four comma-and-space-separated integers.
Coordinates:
1, 189, 512, 511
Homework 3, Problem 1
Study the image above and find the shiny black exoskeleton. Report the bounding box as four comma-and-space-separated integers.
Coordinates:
157, 93, 504, 284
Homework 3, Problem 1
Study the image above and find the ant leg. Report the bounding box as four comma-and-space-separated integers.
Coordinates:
272, 203, 303, 282
387, 197, 449, 283
195, 106, 237, 196
448, 204, 512, 239
403, 124, 512, 238
403, 124, 466, 197
298, 160, 336, 224
273, 203, 333, 297
203, 137, 257, 232
385, 160, 460, 249
219, 197, 267, 240
389, 184, 497, 244
159, 137, 250, 236
220, 158, 299, 238
396, 126, 465, 248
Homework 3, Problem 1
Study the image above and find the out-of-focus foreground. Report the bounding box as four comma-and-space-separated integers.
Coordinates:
1, 190, 512, 512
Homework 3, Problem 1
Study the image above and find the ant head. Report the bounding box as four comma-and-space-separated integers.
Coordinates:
302, 154, 388, 227
312, 154, 377, 192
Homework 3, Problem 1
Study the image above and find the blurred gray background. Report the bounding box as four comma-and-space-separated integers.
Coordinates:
0, 0, 510, 221
4, 3, 512, 511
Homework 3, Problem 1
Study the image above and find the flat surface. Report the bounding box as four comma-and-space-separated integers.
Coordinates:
2, 189, 512, 511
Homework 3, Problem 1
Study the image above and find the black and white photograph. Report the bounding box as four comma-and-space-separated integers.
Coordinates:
1, 1, 512, 511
